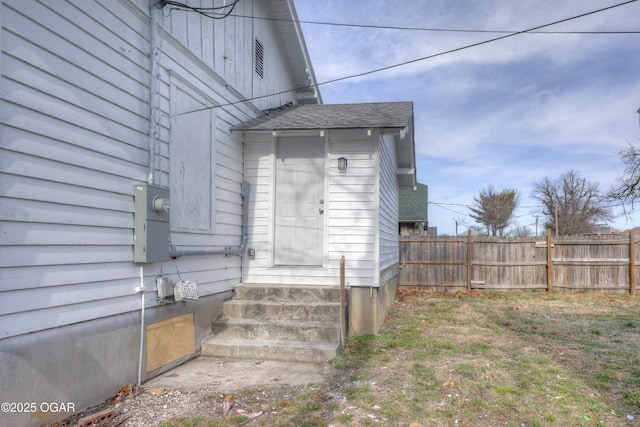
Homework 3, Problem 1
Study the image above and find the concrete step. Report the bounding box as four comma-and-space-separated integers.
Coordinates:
222, 299, 340, 322
202, 284, 344, 363
233, 283, 342, 303
213, 318, 341, 342
201, 337, 340, 363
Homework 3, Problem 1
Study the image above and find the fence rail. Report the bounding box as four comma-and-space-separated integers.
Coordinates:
398, 231, 637, 294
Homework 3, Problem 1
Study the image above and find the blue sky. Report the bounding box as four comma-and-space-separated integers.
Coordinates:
293, 0, 640, 236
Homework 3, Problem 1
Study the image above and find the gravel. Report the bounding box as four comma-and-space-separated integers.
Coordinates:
58, 381, 326, 427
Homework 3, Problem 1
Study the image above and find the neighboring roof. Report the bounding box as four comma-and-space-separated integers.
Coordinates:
266, 0, 321, 104
231, 102, 414, 131
400, 183, 428, 222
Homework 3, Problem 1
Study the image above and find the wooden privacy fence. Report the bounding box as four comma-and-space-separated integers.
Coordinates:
399, 231, 637, 294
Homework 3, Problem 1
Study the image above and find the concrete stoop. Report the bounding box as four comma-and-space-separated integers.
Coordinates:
201, 284, 343, 363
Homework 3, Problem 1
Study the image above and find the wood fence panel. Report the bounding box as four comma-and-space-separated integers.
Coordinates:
552, 235, 630, 292
399, 234, 635, 294
399, 237, 467, 292
471, 238, 547, 290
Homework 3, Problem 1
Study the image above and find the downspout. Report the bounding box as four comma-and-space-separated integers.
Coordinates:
136, 266, 146, 389
147, 1, 160, 184
169, 181, 250, 257
137, 0, 160, 391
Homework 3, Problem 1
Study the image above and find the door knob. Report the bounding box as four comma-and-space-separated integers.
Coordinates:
319, 208, 324, 214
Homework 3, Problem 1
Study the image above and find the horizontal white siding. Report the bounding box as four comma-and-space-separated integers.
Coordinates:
0, 0, 298, 339
242, 129, 378, 286
378, 134, 400, 271
242, 133, 276, 281
161, 0, 296, 111
328, 130, 378, 285
1, 0, 147, 338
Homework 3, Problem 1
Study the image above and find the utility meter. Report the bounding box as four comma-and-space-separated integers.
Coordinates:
134, 184, 171, 263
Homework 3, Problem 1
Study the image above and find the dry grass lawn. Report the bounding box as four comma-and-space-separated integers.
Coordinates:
157, 290, 640, 427
329, 290, 640, 427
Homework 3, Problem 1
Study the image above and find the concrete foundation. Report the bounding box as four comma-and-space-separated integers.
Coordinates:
0, 291, 229, 427
0, 279, 399, 426
348, 276, 398, 335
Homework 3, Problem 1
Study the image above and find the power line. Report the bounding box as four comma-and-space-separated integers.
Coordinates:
226, 12, 640, 35
180, 0, 638, 115
431, 199, 632, 211
308, 0, 638, 89
430, 201, 629, 234
431, 202, 543, 209
163, 0, 240, 19
166, 0, 640, 34
429, 202, 468, 216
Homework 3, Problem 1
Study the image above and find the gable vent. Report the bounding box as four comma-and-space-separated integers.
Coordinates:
254, 38, 264, 79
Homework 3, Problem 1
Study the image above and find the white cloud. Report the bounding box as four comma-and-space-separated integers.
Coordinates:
295, 0, 640, 234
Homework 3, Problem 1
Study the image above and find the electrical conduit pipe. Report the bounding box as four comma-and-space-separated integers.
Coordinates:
169, 181, 250, 258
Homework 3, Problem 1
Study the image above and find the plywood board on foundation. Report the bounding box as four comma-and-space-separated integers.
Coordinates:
146, 313, 194, 372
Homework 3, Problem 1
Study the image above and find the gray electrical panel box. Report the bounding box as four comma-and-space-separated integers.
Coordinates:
134, 184, 171, 263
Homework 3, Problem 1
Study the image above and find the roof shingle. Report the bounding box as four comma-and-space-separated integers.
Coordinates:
231, 102, 413, 131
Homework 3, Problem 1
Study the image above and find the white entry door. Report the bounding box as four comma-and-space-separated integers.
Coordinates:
274, 136, 325, 266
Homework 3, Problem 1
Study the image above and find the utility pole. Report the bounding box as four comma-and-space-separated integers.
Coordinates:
535, 215, 539, 237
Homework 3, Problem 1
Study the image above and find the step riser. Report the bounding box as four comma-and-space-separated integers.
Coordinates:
234, 285, 341, 303
213, 320, 340, 342
201, 341, 338, 363
202, 284, 343, 363
223, 302, 340, 322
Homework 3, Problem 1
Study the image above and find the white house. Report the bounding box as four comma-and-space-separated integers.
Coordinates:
233, 102, 416, 334
0, 0, 320, 425
0, 0, 415, 425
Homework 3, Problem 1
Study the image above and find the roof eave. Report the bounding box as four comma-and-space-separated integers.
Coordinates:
396, 118, 416, 189
267, 0, 322, 105
230, 125, 411, 133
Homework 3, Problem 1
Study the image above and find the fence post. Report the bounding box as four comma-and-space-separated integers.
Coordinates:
340, 255, 346, 347
546, 228, 553, 291
466, 230, 472, 291
630, 232, 636, 295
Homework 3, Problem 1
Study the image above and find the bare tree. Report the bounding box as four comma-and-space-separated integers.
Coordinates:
510, 225, 533, 237
609, 142, 640, 213
467, 225, 486, 236
469, 185, 520, 236
532, 169, 612, 235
